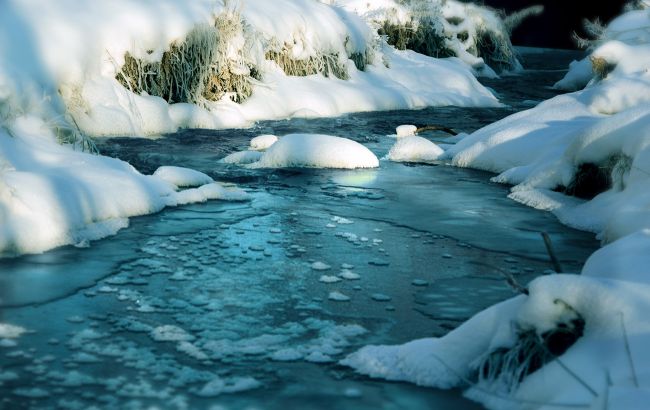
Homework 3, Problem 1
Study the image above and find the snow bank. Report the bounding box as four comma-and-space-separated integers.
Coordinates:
345, 6, 650, 409
247, 134, 379, 169
345, 242, 650, 409
555, 6, 650, 91
0, 117, 247, 256
0, 0, 500, 139
444, 30, 650, 243
337, 0, 539, 74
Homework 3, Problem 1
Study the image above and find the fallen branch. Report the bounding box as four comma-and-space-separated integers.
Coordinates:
619, 312, 639, 388
541, 232, 563, 273
415, 125, 458, 136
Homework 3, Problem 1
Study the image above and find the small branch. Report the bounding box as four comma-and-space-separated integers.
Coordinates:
415, 125, 458, 136
541, 232, 563, 273
619, 312, 639, 388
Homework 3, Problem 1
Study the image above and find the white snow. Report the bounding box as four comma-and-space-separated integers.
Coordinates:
153, 166, 213, 188
249, 134, 278, 151
248, 134, 380, 169
328, 291, 351, 302
345, 6, 650, 409
395, 124, 417, 138
386, 136, 444, 164
312, 261, 332, 271
0, 116, 247, 256
221, 150, 263, 165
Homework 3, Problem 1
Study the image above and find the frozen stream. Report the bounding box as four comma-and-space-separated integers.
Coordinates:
0, 49, 598, 409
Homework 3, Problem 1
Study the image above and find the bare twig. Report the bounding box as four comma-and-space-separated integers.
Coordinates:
541, 232, 563, 273
619, 312, 639, 388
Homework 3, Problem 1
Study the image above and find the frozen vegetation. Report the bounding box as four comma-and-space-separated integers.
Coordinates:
345, 3, 650, 409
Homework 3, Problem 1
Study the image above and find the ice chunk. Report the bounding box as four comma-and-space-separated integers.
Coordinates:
249, 134, 379, 169
339, 270, 361, 280
319, 275, 342, 283
150, 325, 194, 342
311, 261, 331, 271
328, 291, 351, 302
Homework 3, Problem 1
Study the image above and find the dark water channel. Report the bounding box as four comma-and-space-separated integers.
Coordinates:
0, 48, 597, 409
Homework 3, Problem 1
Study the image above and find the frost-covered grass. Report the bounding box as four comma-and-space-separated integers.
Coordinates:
345, 6, 650, 409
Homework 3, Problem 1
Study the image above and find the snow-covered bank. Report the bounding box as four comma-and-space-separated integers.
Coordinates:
0, 0, 500, 139
0, 0, 512, 256
345, 4, 650, 409
0, 117, 247, 256
335, 0, 542, 75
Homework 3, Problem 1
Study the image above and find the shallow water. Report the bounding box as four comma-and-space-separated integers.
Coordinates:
0, 48, 597, 409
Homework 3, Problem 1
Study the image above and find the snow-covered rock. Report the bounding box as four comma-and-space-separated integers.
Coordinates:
386, 136, 444, 164
249, 134, 379, 169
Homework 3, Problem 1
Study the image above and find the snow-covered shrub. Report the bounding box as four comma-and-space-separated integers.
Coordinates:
116, 8, 259, 105
340, 0, 541, 73
556, 5, 650, 90
475, 302, 585, 396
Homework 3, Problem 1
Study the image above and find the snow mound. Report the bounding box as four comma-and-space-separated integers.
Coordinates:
221, 150, 263, 165
248, 134, 379, 169
249, 134, 278, 151
386, 136, 444, 164
396, 124, 417, 138
0, 117, 247, 257
153, 166, 213, 188
555, 6, 650, 91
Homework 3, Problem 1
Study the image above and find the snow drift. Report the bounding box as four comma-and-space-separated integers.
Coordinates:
0, 116, 247, 256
